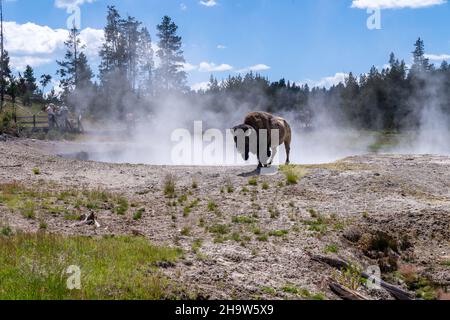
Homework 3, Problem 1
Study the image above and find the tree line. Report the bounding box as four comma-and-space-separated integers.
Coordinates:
1, 5, 449, 132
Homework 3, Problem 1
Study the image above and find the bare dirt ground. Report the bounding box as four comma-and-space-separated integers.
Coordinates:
1, 137, 449, 300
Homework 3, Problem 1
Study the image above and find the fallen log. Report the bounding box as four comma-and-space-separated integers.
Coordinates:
0, 164, 23, 168
312, 255, 414, 300
328, 280, 369, 300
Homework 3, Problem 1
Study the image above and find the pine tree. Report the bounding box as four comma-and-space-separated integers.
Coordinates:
57, 26, 92, 95
137, 27, 155, 96
411, 38, 432, 73
24, 65, 37, 93
0, 49, 11, 107
155, 16, 187, 92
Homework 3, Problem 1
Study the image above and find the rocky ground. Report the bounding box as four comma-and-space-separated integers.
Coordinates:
0, 137, 449, 300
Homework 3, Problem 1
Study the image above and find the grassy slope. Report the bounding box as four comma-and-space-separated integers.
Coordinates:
0, 183, 184, 300
0, 233, 182, 300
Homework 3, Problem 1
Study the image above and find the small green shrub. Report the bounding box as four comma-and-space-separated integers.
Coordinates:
133, 208, 145, 220
163, 174, 176, 198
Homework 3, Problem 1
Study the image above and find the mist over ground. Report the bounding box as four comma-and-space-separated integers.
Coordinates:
79, 89, 450, 166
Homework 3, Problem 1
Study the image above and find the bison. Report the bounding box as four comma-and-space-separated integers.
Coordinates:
231, 111, 292, 168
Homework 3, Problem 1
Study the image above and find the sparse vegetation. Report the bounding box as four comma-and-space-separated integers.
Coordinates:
324, 244, 339, 254
207, 200, 218, 212
303, 212, 329, 234
334, 263, 364, 291
269, 230, 288, 237
163, 174, 176, 198
32, 168, 41, 175
133, 208, 145, 220
208, 224, 230, 235
181, 227, 191, 236
232, 215, 255, 224
248, 177, 258, 186
256, 234, 268, 242
115, 196, 129, 215
226, 179, 234, 193
1, 226, 13, 236
269, 206, 280, 219
280, 165, 307, 185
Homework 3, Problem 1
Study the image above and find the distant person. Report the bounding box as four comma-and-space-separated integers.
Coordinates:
46, 104, 57, 130
77, 112, 84, 133
60, 105, 71, 131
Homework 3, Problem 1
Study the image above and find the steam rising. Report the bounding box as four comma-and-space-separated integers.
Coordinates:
66, 75, 450, 166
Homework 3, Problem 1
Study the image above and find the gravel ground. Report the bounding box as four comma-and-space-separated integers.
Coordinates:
1, 137, 449, 300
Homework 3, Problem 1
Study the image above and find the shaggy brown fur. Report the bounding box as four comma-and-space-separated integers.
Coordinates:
232, 111, 292, 167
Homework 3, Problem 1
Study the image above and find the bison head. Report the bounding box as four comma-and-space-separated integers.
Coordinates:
231, 124, 256, 161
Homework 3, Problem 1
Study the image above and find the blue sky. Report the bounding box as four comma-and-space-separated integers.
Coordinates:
3, 0, 450, 90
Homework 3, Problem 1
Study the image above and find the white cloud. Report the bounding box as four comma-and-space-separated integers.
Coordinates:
425, 53, 450, 61
199, 0, 218, 7
217, 44, 227, 49
180, 3, 188, 11
191, 81, 210, 91
4, 21, 104, 70
351, 0, 447, 9
236, 64, 271, 73
182, 62, 198, 72
4, 21, 68, 55
10, 56, 53, 71
199, 62, 233, 72
79, 27, 104, 59
303, 72, 348, 89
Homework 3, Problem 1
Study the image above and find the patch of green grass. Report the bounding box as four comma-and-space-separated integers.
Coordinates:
441, 260, 450, 267
261, 287, 276, 296
282, 285, 299, 294
230, 232, 241, 242
20, 201, 36, 219
248, 177, 258, 186
178, 194, 188, 204
191, 239, 203, 254
280, 165, 307, 185
191, 180, 198, 189
303, 213, 329, 234
163, 174, 176, 198
241, 187, 249, 193
208, 224, 230, 235
64, 213, 81, 221
0, 233, 182, 300
311, 293, 326, 300
181, 227, 191, 236
133, 208, 145, 221
232, 215, 255, 224
0, 226, 12, 236
269, 230, 289, 237
256, 234, 268, 242
269, 206, 280, 219
324, 244, 339, 254
183, 206, 192, 217
262, 182, 269, 190
226, 179, 234, 193
115, 197, 129, 215
32, 168, 41, 175
207, 200, 218, 212
39, 221, 48, 230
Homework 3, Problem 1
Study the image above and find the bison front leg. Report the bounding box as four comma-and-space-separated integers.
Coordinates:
268, 146, 277, 166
